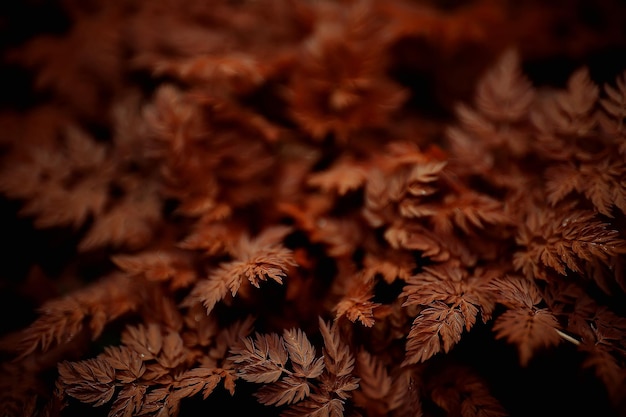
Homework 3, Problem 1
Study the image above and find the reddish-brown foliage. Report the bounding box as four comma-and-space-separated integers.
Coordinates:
1, 1, 626, 416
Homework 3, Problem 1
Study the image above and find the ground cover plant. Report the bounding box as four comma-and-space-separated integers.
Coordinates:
1, 1, 626, 416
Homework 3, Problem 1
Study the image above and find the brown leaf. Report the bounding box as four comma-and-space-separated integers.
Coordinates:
102, 346, 146, 383
157, 332, 186, 369
283, 328, 317, 372
109, 385, 146, 417
121, 323, 163, 361
493, 308, 561, 366
58, 359, 116, 407
172, 368, 221, 401
255, 376, 312, 406
403, 302, 464, 365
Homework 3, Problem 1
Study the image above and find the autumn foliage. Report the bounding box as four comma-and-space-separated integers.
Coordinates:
1, 0, 626, 416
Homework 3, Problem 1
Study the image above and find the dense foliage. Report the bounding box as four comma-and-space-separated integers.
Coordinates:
1, 1, 626, 416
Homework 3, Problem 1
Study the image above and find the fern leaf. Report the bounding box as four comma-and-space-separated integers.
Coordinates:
403, 302, 464, 365
475, 48, 535, 122
515, 206, 626, 279
283, 328, 324, 378
599, 70, 626, 154
102, 346, 146, 383
334, 272, 381, 327
156, 331, 186, 369
139, 387, 176, 416
121, 323, 163, 361
172, 368, 221, 401
489, 276, 542, 309
11, 298, 86, 360
402, 263, 497, 329
211, 315, 255, 362
230, 332, 288, 383
319, 318, 355, 378
78, 183, 161, 252
532, 67, 599, 160
363, 249, 416, 284
492, 308, 561, 366
113, 252, 176, 280
58, 359, 116, 407
307, 157, 368, 195
282, 397, 346, 417
255, 376, 312, 406
109, 385, 146, 417
181, 264, 239, 314
355, 349, 391, 401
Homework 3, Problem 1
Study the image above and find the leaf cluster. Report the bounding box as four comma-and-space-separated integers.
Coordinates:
1, 1, 626, 417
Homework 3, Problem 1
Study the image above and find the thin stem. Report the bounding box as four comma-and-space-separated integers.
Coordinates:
556, 329, 580, 346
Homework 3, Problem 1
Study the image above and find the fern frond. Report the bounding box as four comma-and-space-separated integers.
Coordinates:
255, 376, 312, 406
514, 205, 626, 280
230, 332, 288, 383
492, 308, 561, 366
283, 328, 324, 377
334, 272, 381, 327
475, 48, 535, 123
102, 346, 146, 383
58, 359, 116, 407
121, 323, 163, 361
307, 157, 369, 196
109, 385, 147, 417
319, 318, 356, 378
171, 368, 221, 401
403, 301, 464, 365
354, 349, 392, 401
